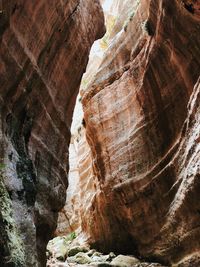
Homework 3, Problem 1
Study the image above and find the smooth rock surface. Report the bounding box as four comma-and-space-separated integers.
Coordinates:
78, 0, 200, 265
0, 0, 105, 266
56, 142, 82, 236
111, 254, 140, 266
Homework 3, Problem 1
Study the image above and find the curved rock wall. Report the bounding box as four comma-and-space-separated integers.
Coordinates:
0, 1, 105, 266
80, 0, 200, 265
56, 0, 128, 239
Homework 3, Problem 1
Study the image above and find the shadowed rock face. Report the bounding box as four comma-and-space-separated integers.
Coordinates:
80, 0, 200, 265
0, 0, 105, 266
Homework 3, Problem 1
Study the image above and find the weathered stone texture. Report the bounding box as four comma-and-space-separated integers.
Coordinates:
79, 0, 200, 265
0, 0, 105, 266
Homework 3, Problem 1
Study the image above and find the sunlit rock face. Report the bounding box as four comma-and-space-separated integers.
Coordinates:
0, 0, 105, 266
55, 0, 130, 242
101, 0, 139, 40
56, 127, 100, 246
56, 140, 81, 237
80, 0, 200, 265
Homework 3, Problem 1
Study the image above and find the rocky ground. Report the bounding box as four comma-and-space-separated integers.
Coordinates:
47, 234, 167, 267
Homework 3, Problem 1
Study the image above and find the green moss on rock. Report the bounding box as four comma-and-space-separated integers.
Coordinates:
0, 171, 25, 266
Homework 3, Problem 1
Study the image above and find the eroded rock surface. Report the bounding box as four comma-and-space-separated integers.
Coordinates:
0, 0, 105, 266
56, 141, 81, 236
56, 126, 100, 240
56, 0, 139, 240
79, 0, 200, 266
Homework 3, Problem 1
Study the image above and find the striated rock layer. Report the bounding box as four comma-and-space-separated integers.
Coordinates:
56, 127, 100, 242
81, 0, 200, 266
0, 0, 105, 266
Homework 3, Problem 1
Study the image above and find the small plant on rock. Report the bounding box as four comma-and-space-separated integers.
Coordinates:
66, 232, 77, 242
0, 162, 5, 170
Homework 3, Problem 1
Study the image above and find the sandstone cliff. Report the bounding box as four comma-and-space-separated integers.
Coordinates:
79, 0, 200, 265
0, 1, 104, 266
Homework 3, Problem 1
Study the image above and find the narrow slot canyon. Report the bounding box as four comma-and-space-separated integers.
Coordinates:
0, 0, 200, 267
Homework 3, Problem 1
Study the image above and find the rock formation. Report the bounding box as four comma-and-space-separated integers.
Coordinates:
56, 138, 84, 237
78, 0, 200, 266
1, 0, 200, 266
56, 0, 137, 240
0, 0, 105, 266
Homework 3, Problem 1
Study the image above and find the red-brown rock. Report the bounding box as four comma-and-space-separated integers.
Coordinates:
80, 0, 200, 265
0, 1, 105, 266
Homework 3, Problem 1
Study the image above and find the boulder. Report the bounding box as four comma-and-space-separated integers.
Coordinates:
68, 246, 90, 257
67, 252, 92, 264
111, 255, 140, 267
47, 236, 70, 261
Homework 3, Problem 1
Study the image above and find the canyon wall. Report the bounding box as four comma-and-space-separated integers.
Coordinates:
78, 0, 200, 266
56, 126, 101, 246
56, 137, 83, 237
55, 0, 134, 240
0, 0, 104, 266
